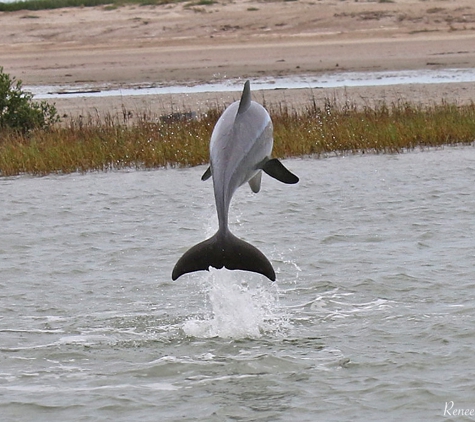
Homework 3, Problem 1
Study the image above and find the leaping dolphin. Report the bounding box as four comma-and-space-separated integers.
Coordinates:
172, 80, 298, 281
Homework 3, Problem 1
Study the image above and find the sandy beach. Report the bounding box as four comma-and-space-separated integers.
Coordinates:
1, 0, 475, 116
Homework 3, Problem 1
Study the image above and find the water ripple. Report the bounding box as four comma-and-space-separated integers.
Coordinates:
2, 148, 475, 421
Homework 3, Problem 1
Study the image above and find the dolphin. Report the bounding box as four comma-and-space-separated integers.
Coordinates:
172, 80, 298, 281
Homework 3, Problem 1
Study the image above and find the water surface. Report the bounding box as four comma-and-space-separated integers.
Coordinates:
1, 147, 475, 421
28, 68, 475, 99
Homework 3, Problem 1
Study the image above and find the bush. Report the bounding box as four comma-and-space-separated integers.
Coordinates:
0, 67, 59, 133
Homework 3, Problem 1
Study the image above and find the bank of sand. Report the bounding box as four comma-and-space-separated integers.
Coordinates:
1, 0, 475, 117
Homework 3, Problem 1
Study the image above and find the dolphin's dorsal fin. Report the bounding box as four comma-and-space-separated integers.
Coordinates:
237, 80, 251, 115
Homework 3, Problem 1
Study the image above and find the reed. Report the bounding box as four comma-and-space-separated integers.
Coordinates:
272, 99, 475, 158
0, 100, 474, 177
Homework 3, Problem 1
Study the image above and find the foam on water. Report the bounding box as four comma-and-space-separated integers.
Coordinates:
182, 269, 288, 339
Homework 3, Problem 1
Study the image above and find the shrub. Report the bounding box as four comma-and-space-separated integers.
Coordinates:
0, 67, 59, 133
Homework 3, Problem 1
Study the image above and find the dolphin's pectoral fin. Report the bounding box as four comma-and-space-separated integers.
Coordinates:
201, 166, 212, 181
172, 231, 276, 281
262, 158, 299, 184
248, 171, 262, 193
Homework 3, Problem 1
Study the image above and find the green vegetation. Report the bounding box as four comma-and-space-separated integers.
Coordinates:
0, 0, 185, 12
0, 67, 59, 133
1, 98, 474, 177
272, 99, 475, 157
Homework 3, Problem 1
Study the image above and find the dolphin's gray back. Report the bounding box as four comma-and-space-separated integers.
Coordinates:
210, 101, 273, 204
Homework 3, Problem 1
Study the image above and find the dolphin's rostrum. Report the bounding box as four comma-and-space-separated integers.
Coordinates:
172, 80, 298, 281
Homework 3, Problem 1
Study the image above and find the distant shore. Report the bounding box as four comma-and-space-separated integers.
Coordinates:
1, 0, 475, 116
42, 80, 475, 121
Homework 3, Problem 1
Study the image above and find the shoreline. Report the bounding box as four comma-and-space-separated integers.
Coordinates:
42, 80, 475, 121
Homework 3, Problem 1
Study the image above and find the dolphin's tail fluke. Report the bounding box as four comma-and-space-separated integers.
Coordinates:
172, 231, 276, 281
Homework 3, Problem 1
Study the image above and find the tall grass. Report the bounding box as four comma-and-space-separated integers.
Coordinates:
272, 99, 475, 157
0, 100, 474, 177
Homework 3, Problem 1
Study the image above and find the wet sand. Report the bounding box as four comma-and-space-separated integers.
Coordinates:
1, 0, 474, 116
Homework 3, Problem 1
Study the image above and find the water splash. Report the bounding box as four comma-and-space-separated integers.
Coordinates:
180, 192, 291, 339
182, 269, 288, 339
